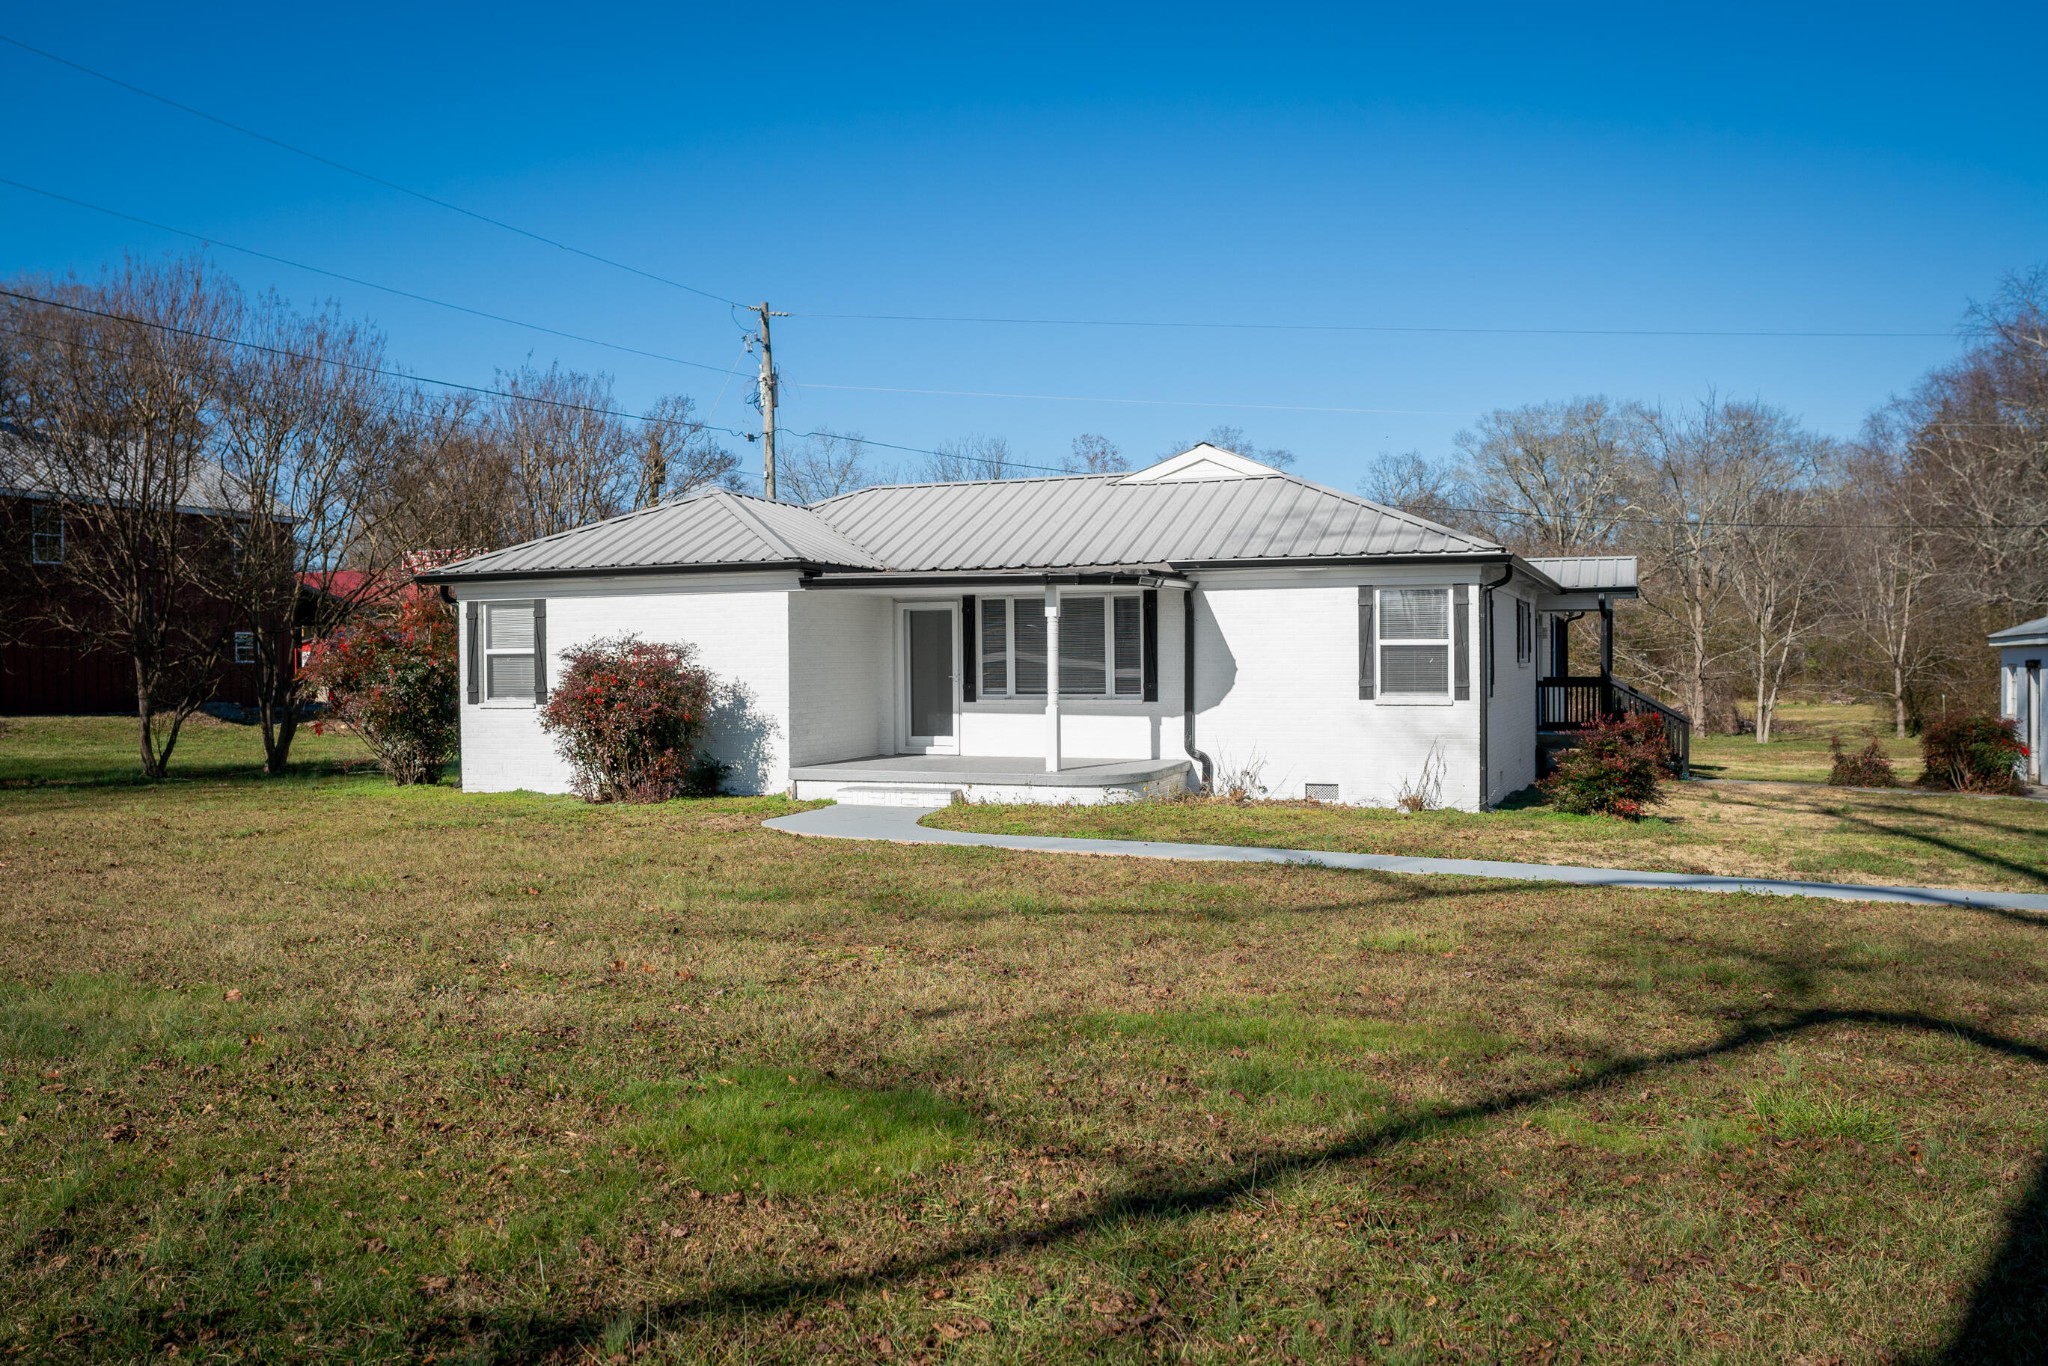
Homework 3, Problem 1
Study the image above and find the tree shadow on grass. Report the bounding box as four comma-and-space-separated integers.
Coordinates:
1706, 788, 2048, 893
465, 1005, 2048, 1360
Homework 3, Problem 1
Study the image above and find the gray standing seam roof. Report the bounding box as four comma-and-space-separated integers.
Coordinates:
0, 432, 249, 517
1526, 556, 1639, 593
420, 464, 1507, 581
1989, 614, 2048, 647
421, 489, 884, 578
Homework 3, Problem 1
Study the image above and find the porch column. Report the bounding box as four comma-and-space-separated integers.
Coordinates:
1599, 598, 1614, 677
1044, 584, 1062, 772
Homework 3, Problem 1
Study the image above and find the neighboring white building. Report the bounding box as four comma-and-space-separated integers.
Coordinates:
1991, 614, 2046, 785
418, 446, 1674, 810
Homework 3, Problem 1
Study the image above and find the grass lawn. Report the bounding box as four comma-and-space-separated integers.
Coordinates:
0, 714, 380, 788
929, 779, 2048, 896
1690, 702, 1924, 784
2, 720, 2045, 1361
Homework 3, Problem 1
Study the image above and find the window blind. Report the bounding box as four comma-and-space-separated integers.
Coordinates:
1060, 595, 1107, 695
1013, 598, 1048, 695
981, 597, 1009, 696
1113, 596, 1143, 697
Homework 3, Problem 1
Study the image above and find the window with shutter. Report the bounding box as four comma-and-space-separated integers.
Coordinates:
1378, 587, 1452, 696
483, 601, 538, 701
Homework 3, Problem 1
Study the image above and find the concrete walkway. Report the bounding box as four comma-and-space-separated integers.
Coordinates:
762, 802, 2048, 914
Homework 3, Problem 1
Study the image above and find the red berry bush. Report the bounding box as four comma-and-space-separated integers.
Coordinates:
539, 635, 722, 803
1540, 710, 1673, 820
303, 597, 460, 785
1916, 713, 2027, 795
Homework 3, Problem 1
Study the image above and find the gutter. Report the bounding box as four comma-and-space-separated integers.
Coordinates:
1477, 563, 1513, 810
1184, 588, 1214, 793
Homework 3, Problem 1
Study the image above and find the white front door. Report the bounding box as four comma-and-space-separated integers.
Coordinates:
899, 603, 959, 754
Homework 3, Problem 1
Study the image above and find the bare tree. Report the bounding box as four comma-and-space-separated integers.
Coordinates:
1356, 450, 1469, 529
6, 257, 242, 777
1727, 484, 1834, 743
923, 433, 1018, 481
360, 388, 509, 563
1063, 433, 1126, 474
1628, 397, 1819, 733
492, 363, 638, 541
1450, 398, 1641, 555
211, 291, 396, 772
635, 393, 738, 508
781, 429, 885, 503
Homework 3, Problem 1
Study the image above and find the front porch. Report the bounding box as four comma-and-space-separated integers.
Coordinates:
1533, 579, 1691, 777
789, 754, 1195, 807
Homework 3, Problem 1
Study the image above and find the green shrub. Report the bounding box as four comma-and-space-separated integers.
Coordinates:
303, 598, 458, 785
1916, 713, 2026, 794
1540, 711, 1672, 820
539, 635, 717, 802
1827, 734, 1899, 788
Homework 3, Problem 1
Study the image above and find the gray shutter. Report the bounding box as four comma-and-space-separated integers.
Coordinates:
960, 596, 976, 702
465, 600, 480, 704
1454, 583, 1471, 701
1357, 586, 1375, 699
1141, 590, 1158, 702
532, 599, 548, 701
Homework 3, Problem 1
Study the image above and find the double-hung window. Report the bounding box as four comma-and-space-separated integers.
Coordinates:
979, 593, 1144, 698
483, 601, 539, 701
30, 504, 63, 564
233, 631, 257, 665
1378, 587, 1453, 696
1515, 599, 1535, 666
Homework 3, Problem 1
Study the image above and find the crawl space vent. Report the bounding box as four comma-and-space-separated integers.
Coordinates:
1304, 783, 1340, 802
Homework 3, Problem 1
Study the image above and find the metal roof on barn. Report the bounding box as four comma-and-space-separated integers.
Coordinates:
422, 446, 1507, 582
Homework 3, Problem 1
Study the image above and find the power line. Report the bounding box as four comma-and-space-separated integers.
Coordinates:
792, 378, 1480, 417
0, 177, 741, 376
0, 33, 744, 309
0, 290, 1055, 480
791, 309, 1958, 341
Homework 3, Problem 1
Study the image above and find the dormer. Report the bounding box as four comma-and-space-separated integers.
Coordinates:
1116, 443, 1286, 484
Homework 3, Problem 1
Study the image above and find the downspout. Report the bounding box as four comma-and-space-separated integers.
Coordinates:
1477, 563, 1513, 809
1183, 587, 1213, 793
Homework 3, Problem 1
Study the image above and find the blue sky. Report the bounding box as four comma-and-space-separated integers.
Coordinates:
3, 3, 2043, 491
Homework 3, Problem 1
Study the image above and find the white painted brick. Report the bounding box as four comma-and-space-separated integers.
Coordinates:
454, 574, 793, 796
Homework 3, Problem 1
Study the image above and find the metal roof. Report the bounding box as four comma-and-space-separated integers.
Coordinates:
1526, 555, 1638, 594
421, 455, 1509, 582
424, 489, 884, 579
808, 469, 1500, 571
0, 431, 249, 516
1989, 613, 2048, 647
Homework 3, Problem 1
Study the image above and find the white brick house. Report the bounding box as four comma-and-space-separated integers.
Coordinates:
418, 446, 1665, 810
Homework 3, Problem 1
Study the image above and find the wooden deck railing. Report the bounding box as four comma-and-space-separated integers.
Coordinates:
1536, 676, 1692, 777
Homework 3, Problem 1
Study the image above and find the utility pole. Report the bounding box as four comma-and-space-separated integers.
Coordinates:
747, 302, 788, 500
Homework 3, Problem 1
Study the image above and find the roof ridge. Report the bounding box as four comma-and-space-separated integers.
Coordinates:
808, 470, 1123, 506
716, 489, 823, 560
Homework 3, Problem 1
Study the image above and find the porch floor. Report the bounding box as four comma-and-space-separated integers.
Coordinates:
789, 754, 1193, 788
